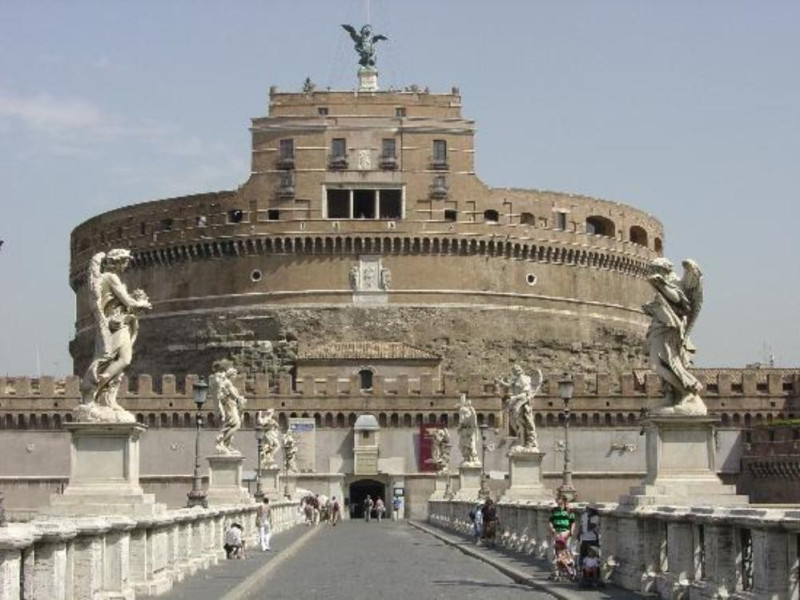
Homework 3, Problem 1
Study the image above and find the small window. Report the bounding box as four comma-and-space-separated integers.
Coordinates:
280, 171, 294, 187
318, 107, 329, 116
267, 209, 280, 221
433, 139, 447, 166
520, 212, 536, 226
654, 237, 663, 254
354, 190, 375, 219
250, 269, 263, 282
327, 189, 350, 219
484, 209, 499, 223
630, 225, 648, 246
359, 369, 373, 390
526, 273, 537, 286
381, 138, 396, 158
161, 218, 173, 231
140, 222, 147, 235
586, 216, 615, 237
555, 211, 567, 231
379, 190, 402, 219
228, 209, 244, 223
331, 138, 346, 158
279, 139, 294, 159
444, 209, 457, 222
117, 226, 123, 239
395, 107, 406, 118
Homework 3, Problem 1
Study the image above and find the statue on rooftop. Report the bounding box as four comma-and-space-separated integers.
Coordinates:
78, 249, 151, 423
342, 24, 388, 68
497, 364, 542, 452
457, 394, 480, 466
257, 409, 280, 469
642, 257, 706, 415
211, 360, 247, 454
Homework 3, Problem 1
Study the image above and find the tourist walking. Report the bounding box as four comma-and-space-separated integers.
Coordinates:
480, 498, 498, 547
375, 497, 385, 522
363, 495, 374, 522
392, 496, 402, 521
330, 496, 341, 526
256, 498, 272, 551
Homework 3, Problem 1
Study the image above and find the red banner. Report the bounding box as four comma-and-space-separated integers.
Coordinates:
418, 424, 436, 472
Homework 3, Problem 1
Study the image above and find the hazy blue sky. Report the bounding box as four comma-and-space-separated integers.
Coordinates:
1, 1, 798, 376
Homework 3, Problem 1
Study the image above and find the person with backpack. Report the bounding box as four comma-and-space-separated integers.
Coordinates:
469, 500, 484, 541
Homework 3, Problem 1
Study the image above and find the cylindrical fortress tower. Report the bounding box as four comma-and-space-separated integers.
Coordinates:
69, 86, 663, 383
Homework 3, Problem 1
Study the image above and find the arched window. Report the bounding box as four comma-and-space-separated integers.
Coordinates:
629, 226, 648, 246
483, 210, 499, 223
585, 216, 616, 238
359, 369, 373, 391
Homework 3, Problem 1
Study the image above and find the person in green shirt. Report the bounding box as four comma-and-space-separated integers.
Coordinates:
548, 495, 576, 579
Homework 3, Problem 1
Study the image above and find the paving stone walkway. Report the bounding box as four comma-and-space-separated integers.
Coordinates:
150, 519, 644, 600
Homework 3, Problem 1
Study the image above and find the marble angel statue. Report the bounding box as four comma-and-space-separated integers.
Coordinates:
282, 432, 298, 473
257, 409, 281, 469
427, 427, 451, 473
642, 257, 706, 415
210, 360, 247, 454
497, 364, 542, 452
457, 394, 480, 466
79, 249, 151, 423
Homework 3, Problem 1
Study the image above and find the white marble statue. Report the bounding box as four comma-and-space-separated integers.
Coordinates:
643, 257, 706, 415
257, 409, 280, 469
211, 360, 247, 454
78, 249, 152, 423
457, 394, 480, 466
282, 432, 298, 473
497, 364, 542, 452
427, 428, 451, 473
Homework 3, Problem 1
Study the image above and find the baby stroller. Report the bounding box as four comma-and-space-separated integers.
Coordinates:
552, 534, 576, 582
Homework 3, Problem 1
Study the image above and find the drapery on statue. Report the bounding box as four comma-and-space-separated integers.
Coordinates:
457, 394, 480, 466
342, 24, 388, 68
78, 249, 152, 423
497, 364, 542, 452
643, 257, 706, 415
426, 428, 451, 473
257, 409, 280, 469
282, 432, 298, 473
211, 360, 247, 454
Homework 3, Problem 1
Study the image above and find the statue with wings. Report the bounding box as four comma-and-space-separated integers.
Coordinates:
642, 257, 706, 415
342, 24, 388, 68
497, 365, 542, 452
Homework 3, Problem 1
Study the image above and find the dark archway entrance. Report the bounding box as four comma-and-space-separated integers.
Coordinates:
349, 479, 386, 519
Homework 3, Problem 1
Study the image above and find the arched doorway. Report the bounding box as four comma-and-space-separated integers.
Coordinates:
349, 479, 386, 519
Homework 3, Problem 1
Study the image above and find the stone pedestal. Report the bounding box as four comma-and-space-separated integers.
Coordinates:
501, 450, 551, 503
358, 66, 378, 92
429, 472, 451, 500
282, 473, 298, 500
258, 467, 282, 500
454, 464, 482, 501
48, 423, 165, 516
621, 415, 749, 506
205, 455, 252, 506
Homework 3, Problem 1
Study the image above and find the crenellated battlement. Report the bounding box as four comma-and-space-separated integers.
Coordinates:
3, 368, 797, 400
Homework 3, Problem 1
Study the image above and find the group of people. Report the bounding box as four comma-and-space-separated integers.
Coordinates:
222, 497, 275, 559
468, 494, 603, 587
299, 494, 342, 526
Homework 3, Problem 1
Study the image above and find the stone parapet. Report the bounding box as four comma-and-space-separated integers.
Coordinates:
429, 499, 800, 600
0, 500, 299, 600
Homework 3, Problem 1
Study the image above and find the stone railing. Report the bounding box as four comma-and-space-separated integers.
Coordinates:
429, 499, 800, 600
0, 500, 299, 600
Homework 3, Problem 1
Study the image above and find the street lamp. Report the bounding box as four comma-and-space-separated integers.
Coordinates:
254, 424, 264, 502
557, 373, 577, 501
478, 422, 490, 499
187, 378, 209, 508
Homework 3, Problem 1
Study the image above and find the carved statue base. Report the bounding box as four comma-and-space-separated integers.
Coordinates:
652, 393, 708, 416
47, 423, 165, 516
429, 472, 452, 500
621, 415, 749, 507
75, 401, 136, 424
258, 466, 282, 500
500, 449, 551, 503
358, 66, 378, 92
454, 464, 483, 501
205, 454, 252, 506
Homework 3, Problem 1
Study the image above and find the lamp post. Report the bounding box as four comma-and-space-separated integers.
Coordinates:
478, 423, 490, 499
557, 373, 577, 501
187, 378, 209, 508
254, 425, 264, 502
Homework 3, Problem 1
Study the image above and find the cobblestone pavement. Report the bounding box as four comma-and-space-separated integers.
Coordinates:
242, 520, 553, 600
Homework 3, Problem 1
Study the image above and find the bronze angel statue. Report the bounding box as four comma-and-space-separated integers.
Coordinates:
342, 24, 388, 68
642, 257, 705, 415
